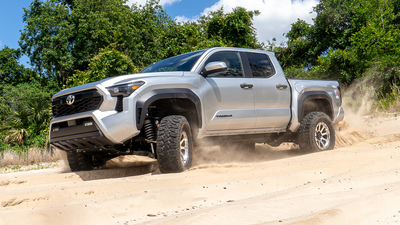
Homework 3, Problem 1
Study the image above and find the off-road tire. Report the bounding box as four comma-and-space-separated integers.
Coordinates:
66, 151, 93, 172
156, 115, 193, 173
298, 112, 335, 153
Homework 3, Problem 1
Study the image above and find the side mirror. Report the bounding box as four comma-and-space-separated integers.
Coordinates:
202, 61, 227, 77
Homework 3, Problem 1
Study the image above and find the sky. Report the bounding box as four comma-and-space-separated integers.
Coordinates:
0, 0, 318, 65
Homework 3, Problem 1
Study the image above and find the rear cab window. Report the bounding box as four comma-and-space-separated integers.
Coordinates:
245, 52, 275, 78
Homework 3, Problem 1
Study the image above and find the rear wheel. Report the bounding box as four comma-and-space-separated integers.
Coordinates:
298, 112, 335, 153
66, 151, 94, 172
156, 115, 193, 173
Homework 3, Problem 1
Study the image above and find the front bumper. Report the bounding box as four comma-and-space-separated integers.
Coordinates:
49, 104, 141, 154
50, 117, 121, 153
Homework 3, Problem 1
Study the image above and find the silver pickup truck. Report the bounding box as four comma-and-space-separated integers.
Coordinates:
49, 47, 344, 173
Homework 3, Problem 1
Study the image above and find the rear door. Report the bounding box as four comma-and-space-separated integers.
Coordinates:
199, 51, 256, 132
242, 52, 291, 129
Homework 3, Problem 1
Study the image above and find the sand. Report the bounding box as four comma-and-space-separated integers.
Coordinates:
1, 115, 400, 225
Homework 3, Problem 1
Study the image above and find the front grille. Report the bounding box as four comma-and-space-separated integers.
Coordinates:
52, 89, 103, 118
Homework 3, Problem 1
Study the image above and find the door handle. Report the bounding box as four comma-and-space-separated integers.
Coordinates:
240, 83, 254, 89
276, 83, 288, 90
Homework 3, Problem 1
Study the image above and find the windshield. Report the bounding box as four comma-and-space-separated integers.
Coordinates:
141, 50, 205, 73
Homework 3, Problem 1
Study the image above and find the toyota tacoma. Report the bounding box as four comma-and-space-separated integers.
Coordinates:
49, 47, 344, 173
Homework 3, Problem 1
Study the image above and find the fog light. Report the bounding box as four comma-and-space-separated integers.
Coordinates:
84, 122, 93, 127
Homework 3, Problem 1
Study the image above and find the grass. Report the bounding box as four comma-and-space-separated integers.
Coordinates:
0, 147, 62, 173
0, 162, 60, 174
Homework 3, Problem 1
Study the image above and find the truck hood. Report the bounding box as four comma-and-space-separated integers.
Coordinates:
53, 71, 184, 99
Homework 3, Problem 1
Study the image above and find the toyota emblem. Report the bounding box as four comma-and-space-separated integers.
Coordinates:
66, 95, 75, 105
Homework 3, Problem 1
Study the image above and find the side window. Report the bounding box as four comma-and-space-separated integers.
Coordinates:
202, 51, 244, 77
246, 52, 275, 78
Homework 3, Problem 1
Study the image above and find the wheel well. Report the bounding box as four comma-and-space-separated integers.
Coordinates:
147, 98, 200, 137
302, 99, 333, 121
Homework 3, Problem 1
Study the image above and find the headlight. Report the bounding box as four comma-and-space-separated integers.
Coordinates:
106, 81, 145, 97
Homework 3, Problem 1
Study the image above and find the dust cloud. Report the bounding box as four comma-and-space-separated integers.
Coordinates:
58, 150, 70, 173
334, 75, 384, 148
192, 143, 300, 169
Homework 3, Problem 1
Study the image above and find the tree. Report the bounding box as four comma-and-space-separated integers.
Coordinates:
128, 0, 176, 67
275, 19, 313, 69
66, 45, 138, 87
350, 0, 400, 62
200, 7, 261, 49
20, 0, 263, 88
162, 6, 262, 59
162, 21, 225, 58
350, 0, 400, 92
0, 82, 52, 147
72, 0, 139, 70
278, 0, 400, 88
0, 46, 36, 84
19, 0, 74, 87
19, 0, 175, 87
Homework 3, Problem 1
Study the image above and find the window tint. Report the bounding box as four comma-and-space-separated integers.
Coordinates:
202, 51, 244, 77
141, 50, 205, 73
246, 52, 275, 78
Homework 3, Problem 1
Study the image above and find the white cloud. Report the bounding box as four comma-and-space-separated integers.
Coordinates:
175, 15, 198, 23
183, 0, 318, 44
126, 0, 181, 7
126, 0, 318, 44
160, 0, 181, 6
0, 40, 2, 48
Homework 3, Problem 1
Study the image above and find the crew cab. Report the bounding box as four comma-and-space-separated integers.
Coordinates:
49, 47, 344, 173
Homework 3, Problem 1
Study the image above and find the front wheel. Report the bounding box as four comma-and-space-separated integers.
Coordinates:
156, 115, 193, 173
298, 112, 335, 153
66, 151, 94, 172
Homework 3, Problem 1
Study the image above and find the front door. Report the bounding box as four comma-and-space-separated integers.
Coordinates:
199, 51, 256, 132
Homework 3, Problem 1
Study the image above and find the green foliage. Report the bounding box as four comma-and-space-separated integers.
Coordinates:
19, 0, 74, 87
20, 0, 263, 89
284, 65, 311, 79
200, 7, 261, 49
19, 0, 171, 87
308, 0, 367, 60
0, 46, 37, 84
0, 82, 53, 148
377, 85, 400, 111
66, 45, 138, 87
309, 49, 364, 84
72, 0, 140, 69
129, 0, 175, 67
278, 19, 314, 68
273, 0, 400, 92
163, 21, 225, 57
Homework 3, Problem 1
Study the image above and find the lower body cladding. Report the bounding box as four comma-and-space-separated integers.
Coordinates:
50, 117, 131, 159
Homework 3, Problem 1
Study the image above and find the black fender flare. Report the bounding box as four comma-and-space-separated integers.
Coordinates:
298, 91, 333, 121
136, 88, 202, 130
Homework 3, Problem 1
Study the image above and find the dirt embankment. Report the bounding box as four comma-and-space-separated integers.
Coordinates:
1, 114, 400, 225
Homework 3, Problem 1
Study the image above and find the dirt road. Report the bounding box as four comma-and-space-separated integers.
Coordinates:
1, 115, 400, 225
